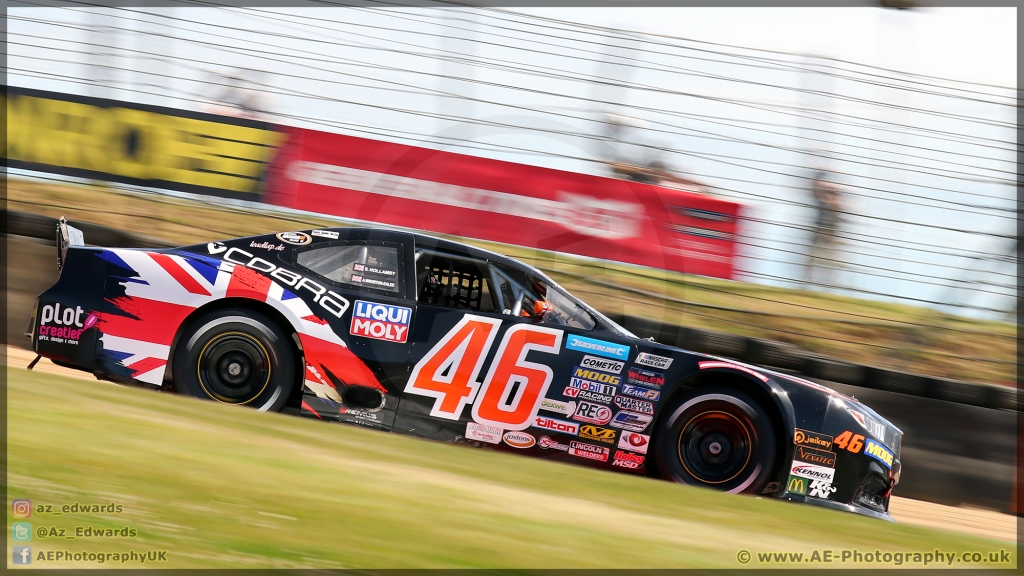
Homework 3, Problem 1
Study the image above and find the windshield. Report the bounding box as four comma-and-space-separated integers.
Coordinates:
543, 276, 637, 338
491, 263, 637, 338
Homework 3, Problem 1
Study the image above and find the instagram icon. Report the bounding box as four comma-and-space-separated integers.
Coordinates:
12, 499, 31, 518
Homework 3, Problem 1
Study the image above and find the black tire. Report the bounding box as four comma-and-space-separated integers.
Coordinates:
655, 386, 777, 494
173, 308, 294, 412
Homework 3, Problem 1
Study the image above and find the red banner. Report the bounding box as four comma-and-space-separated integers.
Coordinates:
263, 127, 741, 279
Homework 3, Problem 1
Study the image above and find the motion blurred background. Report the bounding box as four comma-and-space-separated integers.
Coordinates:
4, 1, 1019, 521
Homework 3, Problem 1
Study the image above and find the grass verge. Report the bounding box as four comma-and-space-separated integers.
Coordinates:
6, 367, 1015, 569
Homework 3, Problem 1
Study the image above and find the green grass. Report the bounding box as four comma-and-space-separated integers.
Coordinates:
6, 368, 1014, 569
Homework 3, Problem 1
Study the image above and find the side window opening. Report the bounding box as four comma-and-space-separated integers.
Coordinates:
416, 251, 496, 312
492, 264, 597, 330
296, 243, 402, 294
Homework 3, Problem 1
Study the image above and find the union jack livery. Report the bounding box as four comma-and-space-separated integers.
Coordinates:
30, 220, 903, 521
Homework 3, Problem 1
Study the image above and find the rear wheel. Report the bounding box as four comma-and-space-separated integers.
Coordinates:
173, 308, 294, 412
655, 386, 776, 494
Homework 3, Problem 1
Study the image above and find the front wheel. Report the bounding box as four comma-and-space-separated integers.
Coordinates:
173, 308, 295, 412
655, 387, 777, 494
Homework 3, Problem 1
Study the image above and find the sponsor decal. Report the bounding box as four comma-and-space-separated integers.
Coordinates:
533, 416, 579, 435
351, 274, 397, 290
862, 439, 894, 469
353, 262, 397, 277
617, 432, 650, 454
537, 436, 570, 451
794, 446, 836, 468
786, 475, 807, 496
790, 461, 836, 483
311, 229, 340, 239
635, 352, 673, 370
573, 401, 613, 425
579, 425, 617, 444
562, 387, 612, 404
580, 355, 624, 374
619, 383, 660, 401
611, 450, 644, 468
568, 376, 616, 395
338, 406, 382, 425
276, 231, 312, 245
609, 410, 652, 432
568, 441, 610, 462
37, 303, 97, 346
466, 422, 502, 444
697, 360, 768, 382
503, 431, 536, 449
207, 241, 227, 254
613, 395, 654, 415
571, 366, 621, 386
249, 241, 285, 251
626, 367, 665, 388
794, 429, 833, 451
222, 246, 350, 317
350, 300, 411, 343
807, 479, 837, 499
565, 334, 629, 360
539, 397, 576, 416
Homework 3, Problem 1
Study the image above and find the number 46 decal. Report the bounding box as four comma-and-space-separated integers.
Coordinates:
405, 315, 563, 431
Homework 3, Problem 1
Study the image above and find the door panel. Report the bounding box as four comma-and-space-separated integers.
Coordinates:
292, 229, 417, 431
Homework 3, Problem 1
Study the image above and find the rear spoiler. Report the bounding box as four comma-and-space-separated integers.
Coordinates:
56, 216, 85, 272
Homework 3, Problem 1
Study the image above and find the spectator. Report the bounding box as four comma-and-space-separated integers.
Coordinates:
804, 170, 844, 287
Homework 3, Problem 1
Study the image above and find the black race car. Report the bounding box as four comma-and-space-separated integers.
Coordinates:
30, 220, 902, 520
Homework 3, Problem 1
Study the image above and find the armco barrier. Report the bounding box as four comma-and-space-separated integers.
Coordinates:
604, 312, 1018, 412
5, 212, 1018, 511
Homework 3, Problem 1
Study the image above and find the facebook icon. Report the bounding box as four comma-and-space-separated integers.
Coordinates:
12, 546, 32, 565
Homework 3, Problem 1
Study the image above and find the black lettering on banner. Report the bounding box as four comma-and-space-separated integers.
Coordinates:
5, 86, 283, 199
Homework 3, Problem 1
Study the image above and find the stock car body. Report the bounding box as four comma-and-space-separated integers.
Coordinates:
30, 222, 903, 520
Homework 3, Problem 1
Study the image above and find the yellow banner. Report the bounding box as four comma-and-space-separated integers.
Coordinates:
4, 87, 284, 196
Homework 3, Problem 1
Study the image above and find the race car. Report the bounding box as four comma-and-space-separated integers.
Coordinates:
29, 219, 902, 520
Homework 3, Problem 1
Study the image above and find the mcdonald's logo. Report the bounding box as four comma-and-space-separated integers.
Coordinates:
786, 475, 807, 496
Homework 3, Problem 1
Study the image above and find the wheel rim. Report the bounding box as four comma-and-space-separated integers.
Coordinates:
196, 332, 271, 405
678, 410, 753, 485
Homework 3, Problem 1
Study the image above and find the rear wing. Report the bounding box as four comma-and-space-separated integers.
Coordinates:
56, 216, 85, 272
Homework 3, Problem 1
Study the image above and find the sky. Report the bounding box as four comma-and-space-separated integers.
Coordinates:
517, 7, 1016, 90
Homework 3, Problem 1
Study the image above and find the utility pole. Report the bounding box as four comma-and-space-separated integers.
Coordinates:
434, 7, 479, 145
589, 31, 643, 170
85, 6, 120, 100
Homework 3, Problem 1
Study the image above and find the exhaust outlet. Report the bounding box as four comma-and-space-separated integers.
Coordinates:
342, 386, 386, 412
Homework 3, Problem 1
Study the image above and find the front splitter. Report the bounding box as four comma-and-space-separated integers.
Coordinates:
780, 493, 895, 522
